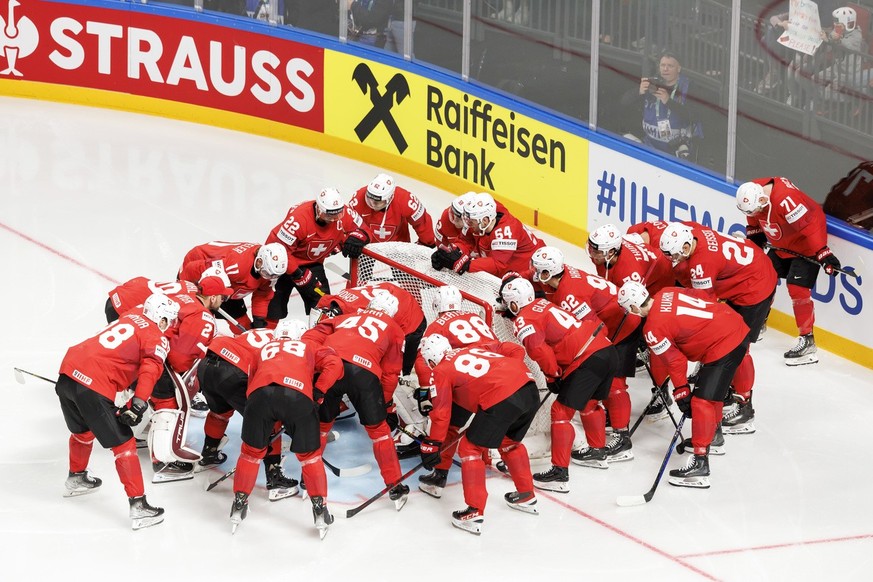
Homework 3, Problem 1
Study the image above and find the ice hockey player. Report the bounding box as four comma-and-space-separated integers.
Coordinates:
414, 285, 498, 498
229, 319, 344, 538
264, 188, 373, 322
302, 291, 410, 510
736, 178, 839, 365
178, 241, 288, 330
617, 282, 750, 489
56, 293, 179, 530
419, 334, 540, 535
527, 246, 643, 463
349, 173, 437, 246
434, 192, 476, 247
500, 278, 617, 493
431, 192, 544, 276
105, 277, 199, 324
660, 221, 775, 435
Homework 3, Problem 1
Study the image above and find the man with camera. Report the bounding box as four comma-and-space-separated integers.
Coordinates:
622, 50, 702, 161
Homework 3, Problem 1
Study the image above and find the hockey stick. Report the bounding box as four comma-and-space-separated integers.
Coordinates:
323, 457, 372, 478
635, 348, 682, 431
615, 413, 687, 507
763, 243, 861, 280
394, 424, 463, 469
216, 307, 248, 333
627, 377, 673, 438
325, 262, 351, 281
13, 367, 56, 385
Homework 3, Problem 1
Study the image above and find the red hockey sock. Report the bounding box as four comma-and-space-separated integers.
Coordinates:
732, 352, 755, 400
787, 284, 815, 336
580, 400, 606, 448
550, 400, 576, 467
204, 410, 233, 441
459, 437, 488, 512
267, 421, 284, 456
690, 398, 722, 455
365, 422, 401, 485
499, 437, 533, 494
298, 451, 328, 498
68, 431, 95, 473
319, 421, 335, 450
111, 438, 144, 498
233, 443, 266, 496
436, 425, 461, 471
604, 377, 631, 430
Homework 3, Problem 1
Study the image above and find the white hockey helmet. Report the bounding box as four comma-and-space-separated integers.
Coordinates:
143, 293, 180, 331
617, 280, 650, 313
420, 333, 452, 367
833, 6, 857, 31
199, 264, 232, 288
366, 173, 396, 211
367, 289, 399, 317
587, 223, 623, 265
735, 182, 770, 216
501, 277, 536, 315
531, 246, 565, 283
464, 193, 498, 235
451, 191, 477, 223
659, 222, 694, 265
315, 188, 345, 222
433, 285, 463, 314
273, 318, 308, 341
256, 243, 288, 280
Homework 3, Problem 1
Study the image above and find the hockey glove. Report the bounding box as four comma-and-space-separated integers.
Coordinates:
420, 439, 442, 470
291, 268, 322, 307
252, 316, 268, 329
745, 227, 767, 249
341, 230, 369, 259
415, 386, 434, 415
448, 248, 471, 274
546, 377, 563, 394
816, 246, 841, 276
117, 397, 148, 427
385, 403, 400, 431
431, 245, 450, 270
672, 384, 692, 417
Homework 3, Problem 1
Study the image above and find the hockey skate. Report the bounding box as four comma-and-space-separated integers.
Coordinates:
644, 399, 669, 422
570, 446, 608, 469
784, 333, 818, 366
190, 392, 209, 418
418, 469, 448, 498
605, 429, 634, 462
504, 490, 538, 514
63, 470, 102, 497
265, 463, 299, 501
152, 460, 194, 483
229, 491, 248, 534
129, 495, 165, 530
668, 454, 710, 488
311, 496, 334, 540
678, 424, 725, 456
451, 506, 484, 535
532, 466, 569, 493
389, 483, 410, 511
195, 437, 228, 473
722, 396, 756, 435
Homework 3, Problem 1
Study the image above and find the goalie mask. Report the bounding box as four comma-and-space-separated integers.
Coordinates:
659, 223, 694, 266
587, 224, 623, 266
501, 278, 536, 315
367, 289, 399, 317
531, 246, 565, 283
464, 193, 498, 235
736, 182, 769, 216
420, 333, 452, 367
256, 243, 288, 280
366, 173, 396, 211
143, 293, 180, 331
315, 188, 345, 223
617, 280, 650, 313
309, 303, 342, 327
433, 285, 463, 314
273, 319, 308, 341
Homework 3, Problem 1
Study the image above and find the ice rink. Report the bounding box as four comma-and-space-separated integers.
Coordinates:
1, 96, 871, 581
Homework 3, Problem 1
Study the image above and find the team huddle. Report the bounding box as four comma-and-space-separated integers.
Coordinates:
55, 172, 841, 536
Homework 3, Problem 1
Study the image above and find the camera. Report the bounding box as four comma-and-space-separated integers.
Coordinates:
646, 76, 667, 92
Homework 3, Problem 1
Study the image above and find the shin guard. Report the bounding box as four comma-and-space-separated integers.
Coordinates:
112, 438, 144, 498
459, 437, 488, 511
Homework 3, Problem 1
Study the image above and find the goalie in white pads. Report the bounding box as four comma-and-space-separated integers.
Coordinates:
229, 319, 344, 537
56, 293, 179, 530
617, 282, 750, 488
420, 335, 540, 535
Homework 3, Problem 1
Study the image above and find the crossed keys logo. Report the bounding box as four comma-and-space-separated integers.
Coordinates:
352, 63, 410, 154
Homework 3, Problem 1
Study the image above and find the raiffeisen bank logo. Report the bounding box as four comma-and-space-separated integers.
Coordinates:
0, 0, 39, 77
352, 62, 410, 154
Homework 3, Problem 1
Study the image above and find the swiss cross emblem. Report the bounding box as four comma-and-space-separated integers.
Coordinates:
761, 222, 781, 240
370, 223, 396, 241
308, 240, 332, 259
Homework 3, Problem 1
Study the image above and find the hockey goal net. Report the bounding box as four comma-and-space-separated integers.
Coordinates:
350, 241, 553, 460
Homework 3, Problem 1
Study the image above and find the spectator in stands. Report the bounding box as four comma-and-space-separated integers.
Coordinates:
620, 50, 702, 161
383, 1, 414, 56
816, 7, 868, 105
755, 5, 794, 94
348, 0, 394, 49
782, 0, 842, 107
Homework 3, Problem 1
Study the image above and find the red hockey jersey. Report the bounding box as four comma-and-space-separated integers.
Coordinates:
413, 310, 498, 386
247, 338, 344, 400
59, 307, 170, 402
315, 281, 424, 336
207, 329, 274, 374
745, 177, 829, 258
349, 185, 436, 246
455, 211, 544, 275
108, 277, 198, 317
594, 238, 674, 295
166, 293, 216, 373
